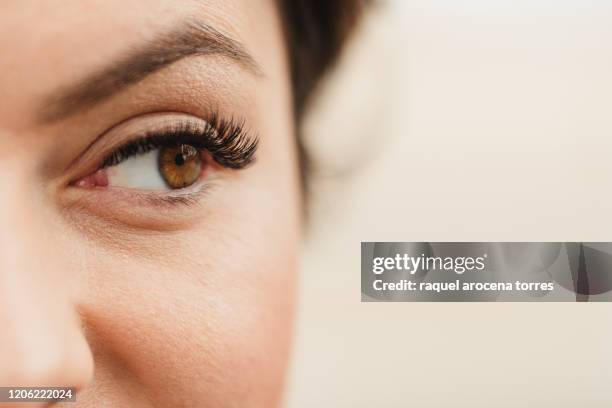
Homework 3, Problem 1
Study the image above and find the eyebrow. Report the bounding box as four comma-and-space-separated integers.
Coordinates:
38, 20, 263, 123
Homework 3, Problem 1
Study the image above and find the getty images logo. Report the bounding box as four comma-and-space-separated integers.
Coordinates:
372, 253, 488, 275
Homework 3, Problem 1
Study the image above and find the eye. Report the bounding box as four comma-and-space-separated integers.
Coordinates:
71, 113, 259, 193
74, 144, 205, 191
159, 145, 202, 189
106, 143, 204, 190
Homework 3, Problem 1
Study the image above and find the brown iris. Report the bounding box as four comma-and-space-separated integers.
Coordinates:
158, 144, 202, 189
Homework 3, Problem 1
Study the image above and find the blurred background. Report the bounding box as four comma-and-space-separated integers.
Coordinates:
285, 1, 612, 407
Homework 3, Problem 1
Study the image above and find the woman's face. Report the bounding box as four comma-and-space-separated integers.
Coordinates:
0, 0, 300, 406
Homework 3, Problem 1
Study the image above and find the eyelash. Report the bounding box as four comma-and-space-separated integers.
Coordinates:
101, 113, 259, 171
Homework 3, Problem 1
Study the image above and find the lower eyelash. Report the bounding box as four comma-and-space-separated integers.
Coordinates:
139, 183, 214, 207
89, 179, 217, 209
101, 113, 258, 170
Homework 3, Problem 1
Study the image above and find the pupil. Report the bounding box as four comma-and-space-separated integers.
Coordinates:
174, 153, 185, 166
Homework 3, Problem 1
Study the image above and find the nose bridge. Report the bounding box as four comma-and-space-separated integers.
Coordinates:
0, 161, 94, 393
0, 164, 50, 288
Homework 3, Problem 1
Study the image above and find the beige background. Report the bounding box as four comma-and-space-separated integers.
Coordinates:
285, 1, 612, 407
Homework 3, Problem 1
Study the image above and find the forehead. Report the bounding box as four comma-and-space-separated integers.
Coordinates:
0, 0, 279, 127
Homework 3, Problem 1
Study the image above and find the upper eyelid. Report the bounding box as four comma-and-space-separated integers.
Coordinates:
102, 114, 258, 170
100, 120, 212, 167
63, 112, 196, 174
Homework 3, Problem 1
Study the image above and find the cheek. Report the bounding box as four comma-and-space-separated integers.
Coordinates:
75, 213, 299, 406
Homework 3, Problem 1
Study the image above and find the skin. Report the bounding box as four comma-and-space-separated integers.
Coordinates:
0, 0, 300, 407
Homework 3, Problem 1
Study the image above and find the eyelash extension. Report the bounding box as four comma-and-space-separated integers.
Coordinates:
101, 113, 259, 170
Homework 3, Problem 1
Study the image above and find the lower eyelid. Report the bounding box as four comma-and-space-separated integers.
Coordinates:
128, 183, 212, 207
61, 179, 218, 232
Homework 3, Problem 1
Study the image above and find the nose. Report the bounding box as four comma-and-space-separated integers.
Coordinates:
0, 171, 94, 404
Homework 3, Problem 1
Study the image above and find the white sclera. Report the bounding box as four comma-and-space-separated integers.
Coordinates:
106, 149, 167, 190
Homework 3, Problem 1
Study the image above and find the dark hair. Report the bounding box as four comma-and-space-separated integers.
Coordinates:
278, 0, 366, 116
277, 0, 367, 194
